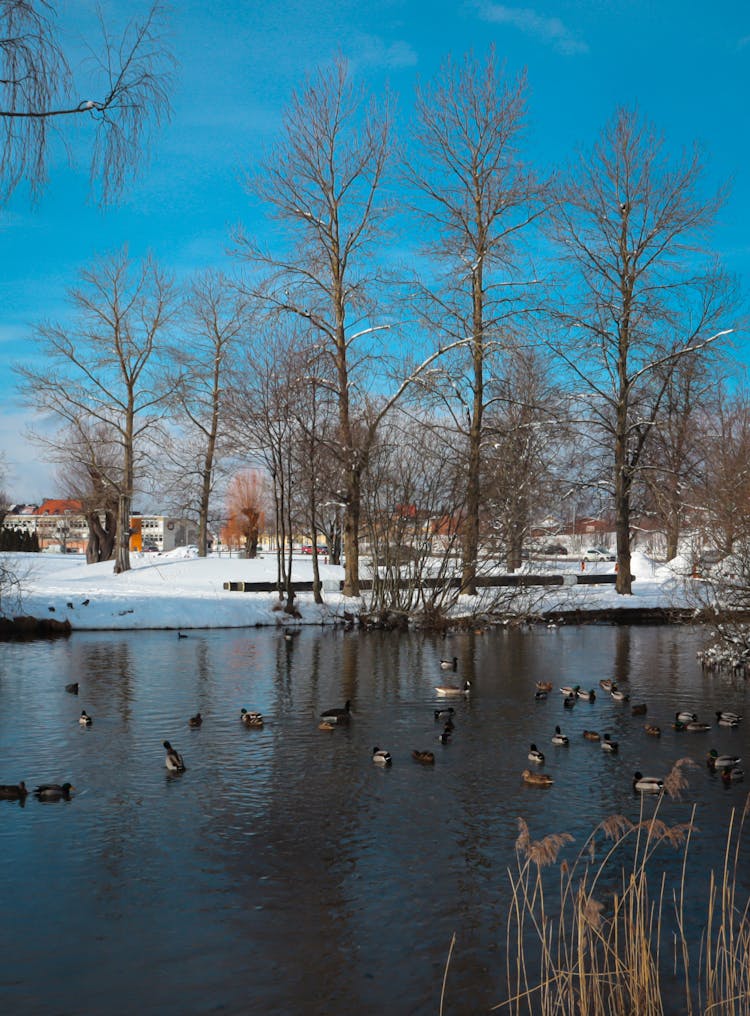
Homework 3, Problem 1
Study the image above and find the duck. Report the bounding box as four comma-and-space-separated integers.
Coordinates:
438, 728, 452, 745
435, 680, 471, 697
318, 720, 335, 731
599, 678, 614, 692
163, 740, 186, 772
320, 700, 352, 724
440, 657, 458, 671
79, 710, 92, 727
534, 690, 548, 701
633, 772, 663, 793
64, 682, 79, 695
434, 706, 455, 721
536, 681, 553, 693
631, 703, 647, 715
721, 766, 744, 783
707, 749, 741, 771
716, 710, 742, 727
601, 733, 618, 753
372, 747, 392, 766
443, 716, 455, 733
563, 695, 576, 709
582, 729, 601, 741
676, 710, 697, 724
645, 724, 662, 737
34, 782, 74, 801
412, 750, 435, 765
683, 720, 711, 733
0, 781, 28, 801
522, 768, 553, 787
188, 712, 203, 728
524, 739, 544, 764
610, 687, 629, 702
559, 685, 580, 697
240, 708, 264, 728
551, 725, 569, 746
577, 688, 596, 702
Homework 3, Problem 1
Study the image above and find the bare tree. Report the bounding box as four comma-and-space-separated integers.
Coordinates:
235, 59, 393, 597
18, 248, 177, 572
1, 0, 172, 205
224, 469, 267, 559
408, 50, 546, 594
546, 107, 736, 593
162, 271, 247, 556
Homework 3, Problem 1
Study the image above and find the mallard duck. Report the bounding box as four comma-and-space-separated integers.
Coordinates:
536, 681, 553, 693
240, 708, 264, 728
188, 712, 202, 728
610, 687, 629, 702
551, 725, 569, 746
522, 768, 553, 787
633, 772, 663, 793
435, 680, 471, 697
434, 706, 455, 721
0, 781, 28, 800
372, 747, 392, 766
577, 688, 596, 702
631, 703, 647, 716
582, 729, 601, 741
163, 740, 186, 772
528, 744, 545, 764
438, 729, 452, 745
563, 694, 576, 709
559, 685, 580, 697
676, 710, 697, 724
440, 657, 458, 671
534, 690, 548, 701
601, 733, 618, 753
412, 750, 435, 765
79, 710, 92, 727
645, 724, 661, 737
599, 678, 614, 692
707, 749, 741, 771
320, 700, 351, 724
716, 710, 742, 726
721, 766, 744, 783
683, 720, 711, 732
64, 682, 79, 695
34, 782, 74, 801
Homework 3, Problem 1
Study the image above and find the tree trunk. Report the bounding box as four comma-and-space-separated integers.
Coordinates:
614, 423, 633, 594
114, 493, 131, 574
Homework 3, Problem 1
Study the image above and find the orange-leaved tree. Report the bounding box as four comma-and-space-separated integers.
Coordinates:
224, 470, 266, 558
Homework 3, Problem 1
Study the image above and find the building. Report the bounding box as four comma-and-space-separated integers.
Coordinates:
2, 502, 198, 554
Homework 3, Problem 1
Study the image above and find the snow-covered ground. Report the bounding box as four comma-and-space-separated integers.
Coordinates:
0, 546, 708, 631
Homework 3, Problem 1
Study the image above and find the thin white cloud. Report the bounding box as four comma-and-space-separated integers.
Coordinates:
351, 34, 419, 70
478, 3, 589, 56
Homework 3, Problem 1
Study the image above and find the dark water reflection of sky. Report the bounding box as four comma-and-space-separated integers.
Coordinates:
0, 625, 748, 1015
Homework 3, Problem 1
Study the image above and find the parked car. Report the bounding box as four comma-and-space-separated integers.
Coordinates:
541, 543, 568, 556
301, 544, 327, 555
584, 546, 616, 562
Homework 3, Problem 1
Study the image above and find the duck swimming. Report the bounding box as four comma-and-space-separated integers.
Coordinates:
65, 682, 79, 695
676, 710, 697, 725
522, 768, 553, 787
240, 709, 264, 728
707, 749, 741, 771
599, 678, 614, 692
188, 712, 202, 728
0, 781, 28, 801
601, 733, 618, 753
536, 681, 553, 693
412, 750, 435, 765
163, 741, 186, 772
372, 747, 392, 766
528, 744, 545, 764
645, 724, 661, 737
582, 729, 601, 741
559, 685, 579, 697
551, 725, 569, 746
34, 782, 74, 801
79, 710, 92, 727
320, 700, 352, 724
716, 711, 742, 727
435, 680, 471, 697
440, 657, 458, 671
633, 772, 663, 793
434, 707, 455, 721
577, 688, 596, 702
610, 687, 629, 702
721, 766, 744, 783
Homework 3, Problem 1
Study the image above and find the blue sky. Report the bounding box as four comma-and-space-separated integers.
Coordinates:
2, 0, 749, 500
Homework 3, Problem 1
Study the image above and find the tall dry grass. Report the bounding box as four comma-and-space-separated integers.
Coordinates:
487, 760, 750, 1015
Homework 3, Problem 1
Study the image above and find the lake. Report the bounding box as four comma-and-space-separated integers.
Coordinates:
0, 624, 748, 1015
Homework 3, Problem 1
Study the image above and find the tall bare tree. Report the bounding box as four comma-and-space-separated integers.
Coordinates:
0, 0, 171, 205
18, 248, 176, 572
409, 50, 546, 593
163, 271, 247, 556
546, 107, 736, 593
235, 59, 392, 597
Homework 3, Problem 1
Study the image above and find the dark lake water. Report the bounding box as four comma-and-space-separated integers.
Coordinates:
1, 624, 749, 1015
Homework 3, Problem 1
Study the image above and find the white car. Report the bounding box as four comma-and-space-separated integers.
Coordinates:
584, 546, 616, 562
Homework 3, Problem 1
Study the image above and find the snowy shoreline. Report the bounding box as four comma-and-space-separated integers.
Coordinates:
0, 547, 712, 633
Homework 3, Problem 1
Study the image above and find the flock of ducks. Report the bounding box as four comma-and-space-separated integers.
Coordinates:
523, 678, 744, 790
